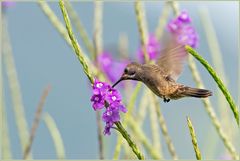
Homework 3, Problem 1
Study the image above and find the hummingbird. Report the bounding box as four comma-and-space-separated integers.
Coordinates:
112, 45, 212, 103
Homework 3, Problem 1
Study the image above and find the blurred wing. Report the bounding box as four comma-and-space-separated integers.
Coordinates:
156, 43, 188, 81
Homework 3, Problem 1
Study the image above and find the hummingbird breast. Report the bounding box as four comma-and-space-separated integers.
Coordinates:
139, 64, 175, 98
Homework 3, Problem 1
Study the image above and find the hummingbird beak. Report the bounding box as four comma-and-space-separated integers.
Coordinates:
112, 74, 127, 88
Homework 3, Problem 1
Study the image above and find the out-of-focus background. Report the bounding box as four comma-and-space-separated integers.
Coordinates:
1, 1, 239, 159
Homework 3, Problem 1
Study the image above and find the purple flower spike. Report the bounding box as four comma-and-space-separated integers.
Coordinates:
102, 108, 120, 123
167, 10, 199, 48
90, 79, 127, 135
97, 52, 129, 84
2, 0, 15, 8
97, 52, 113, 72
177, 26, 199, 48
103, 122, 113, 135
177, 11, 191, 23
106, 88, 121, 103
167, 19, 182, 33
90, 94, 105, 110
137, 34, 161, 63
93, 79, 110, 95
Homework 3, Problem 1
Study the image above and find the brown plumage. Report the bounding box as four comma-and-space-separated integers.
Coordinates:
112, 45, 212, 102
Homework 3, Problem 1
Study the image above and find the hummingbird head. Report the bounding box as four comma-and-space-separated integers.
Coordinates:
112, 62, 142, 88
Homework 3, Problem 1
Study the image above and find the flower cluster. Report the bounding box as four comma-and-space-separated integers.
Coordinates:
137, 34, 161, 63
97, 52, 129, 83
2, 0, 15, 8
90, 79, 127, 135
167, 10, 199, 48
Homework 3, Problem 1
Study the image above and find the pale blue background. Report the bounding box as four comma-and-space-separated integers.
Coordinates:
2, 1, 239, 159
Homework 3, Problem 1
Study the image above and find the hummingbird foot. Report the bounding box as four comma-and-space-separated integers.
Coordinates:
163, 97, 170, 103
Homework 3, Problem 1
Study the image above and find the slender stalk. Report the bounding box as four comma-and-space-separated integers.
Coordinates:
23, 85, 51, 159
137, 90, 149, 126
168, 0, 180, 16
199, 7, 231, 155
155, 1, 171, 41
93, 1, 105, 159
96, 111, 104, 159
126, 116, 162, 159
186, 45, 239, 125
1, 13, 12, 159
2, 13, 31, 157
65, 1, 94, 59
188, 56, 239, 160
59, 0, 94, 84
37, 0, 98, 76
149, 94, 162, 155
118, 33, 129, 59
43, 113, 65, 159
115, 122, 144, 160
152, 94, 178, 160
93, 0, 103, 57
134, 0, 149, 62
113, 135, 123, 159
59, 1, 144, 159
113, 82, 142, 159
169, 1, 239, 159
186, 117, 202, 160
1, 90, 12, 159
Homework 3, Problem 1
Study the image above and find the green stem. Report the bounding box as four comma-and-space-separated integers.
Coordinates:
155, 2, 171, 41
59, 1, 144, 159
186, 117, 202, 160
134, 0, 149, 62
127, 116, 162, 159
65, 1, 95, 59
1, 96, 12, 159
185, 45, 239, 125
59, 0, 94, 84
2, 13, 31, 158
149, 94, 162, 156
1, 15, 12, 159
152, 94, 178, 160
199, 7, 231, 156
113, 82, 142, 159
93, 1, 105, 159
43, 113, 65, 159
37, 0, 98, 77
188, 56, 239, 159
93, 0, 103, 56
23, 85, 51, 159
115, 122, 144, 160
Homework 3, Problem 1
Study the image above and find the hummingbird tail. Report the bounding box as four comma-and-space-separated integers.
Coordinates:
181, 87, 212, 98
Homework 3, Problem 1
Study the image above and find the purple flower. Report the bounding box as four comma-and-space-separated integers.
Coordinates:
91, 80, 110, 110
102, 108, 120, 123
167, 19, 182, 33
137, 34, 161, 63
90, 79, 127, 135
177, 26, 199, 48
93, 79, 110, 95
2, 0, 15, 8
97, 52, 128, 83
167, 10, 199, 48
177, 11, 191, 23
106, 88, 121, 103
97, 52, 113, 72
103, 122, 113, 135
107, 60, 128, 83
90, 94, 105, 110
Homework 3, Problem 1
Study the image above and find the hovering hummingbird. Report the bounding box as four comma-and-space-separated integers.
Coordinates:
112, 45, 212, 102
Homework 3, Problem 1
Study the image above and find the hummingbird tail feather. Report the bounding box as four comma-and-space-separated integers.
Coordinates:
181, 87, 212, 98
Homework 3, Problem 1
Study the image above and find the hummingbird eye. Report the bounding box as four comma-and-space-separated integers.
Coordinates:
124, 68, 128, 73
124, 68, 135, 76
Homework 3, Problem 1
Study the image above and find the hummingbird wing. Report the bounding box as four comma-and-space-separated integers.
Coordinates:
156, 44, 187, 81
